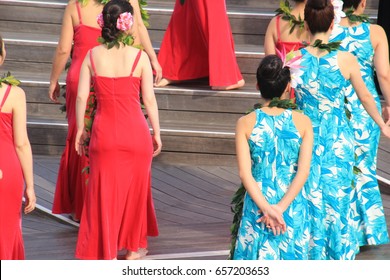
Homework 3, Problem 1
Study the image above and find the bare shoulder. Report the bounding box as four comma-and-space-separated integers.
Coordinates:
6, 85, 26, 106
66, 0, 77, 11
292, 110, 311, 124
370, 24, 387, 46
338, 50, 354, 60
370, 24, 386, 37
236, 111, 256, 132
10, 85, 26, 98
292, 110, 312, 136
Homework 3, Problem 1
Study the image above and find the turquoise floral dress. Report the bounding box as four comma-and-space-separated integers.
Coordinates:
294, 49, 359, 260
330, 22, 390, 246
233, 109, 310, 260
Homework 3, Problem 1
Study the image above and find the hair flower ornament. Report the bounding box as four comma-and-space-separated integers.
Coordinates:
117, 12, 134, 31
276, 46, 304, 89
97, 13, 104, 28
332, 0, 346, 24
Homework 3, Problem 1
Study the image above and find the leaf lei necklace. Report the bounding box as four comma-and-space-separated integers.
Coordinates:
0, 72, 20, 87
275, 0, 304, 34
345, 7, 370, 23
305, 39, 341, 53
253, 98, 298, 111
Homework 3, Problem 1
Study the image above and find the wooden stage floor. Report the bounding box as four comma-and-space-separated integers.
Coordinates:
23, 150, 390, 260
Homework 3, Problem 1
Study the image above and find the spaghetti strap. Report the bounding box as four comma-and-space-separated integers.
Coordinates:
89, 49, 97, 76
75, 1, 83, 25
0, 85, 12, 110
130, 50, 143, 77
276, 16, 281, 42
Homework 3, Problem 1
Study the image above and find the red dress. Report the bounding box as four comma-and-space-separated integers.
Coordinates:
75, 49, 159, 260
0, 85, 25, 260
275, 16, 306, 53
158, 0, 243, 87
52, 2, 101, 221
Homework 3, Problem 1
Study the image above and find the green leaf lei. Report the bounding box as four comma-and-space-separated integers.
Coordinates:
228, 183, 246, 260
180, 0, 185, 5
310, 39, 341, 53
345, 7, 370, 23
0, 72, 20, 87
98, 32, 135, 49
275, 0, 304, 34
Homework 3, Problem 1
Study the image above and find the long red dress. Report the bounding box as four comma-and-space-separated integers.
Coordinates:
52, 2, 101, 221
75, 49, 159, 260
0, 85, 25, 260
158, 0, 243, 87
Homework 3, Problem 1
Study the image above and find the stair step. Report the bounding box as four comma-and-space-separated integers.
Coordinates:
1, 44, 262, 94
27, 117, 237, 165
16, 77, 260, 120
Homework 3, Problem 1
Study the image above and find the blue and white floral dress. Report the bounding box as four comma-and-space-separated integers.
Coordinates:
330, 22, 390, 246
233, 109, 310, 260
294, 49, 359, 259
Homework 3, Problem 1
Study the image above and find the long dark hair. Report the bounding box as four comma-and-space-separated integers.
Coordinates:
101, 0, 133, 43
304, 0, 334, 34
256, 55, 291, 100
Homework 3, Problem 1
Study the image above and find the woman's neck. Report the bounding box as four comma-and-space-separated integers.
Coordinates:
292, 2, 305, 17
309, 32, 330, 44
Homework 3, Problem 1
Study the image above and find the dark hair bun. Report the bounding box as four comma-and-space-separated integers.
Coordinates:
308, 0, 328, 10
256, 55, 291, 100
101, 0, 133, 43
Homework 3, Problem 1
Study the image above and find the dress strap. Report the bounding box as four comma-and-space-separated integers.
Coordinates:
130, 50, 143, 77
75, 1, 83, 25
0, 84, 12, 110
89, 49, 97, 76
276, 16, 281, 42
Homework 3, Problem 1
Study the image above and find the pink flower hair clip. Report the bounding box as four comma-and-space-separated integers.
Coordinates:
116, 12, 134, 31
276, 45, 304, 89
275, 45, 302, 70
97, 13, 104, 28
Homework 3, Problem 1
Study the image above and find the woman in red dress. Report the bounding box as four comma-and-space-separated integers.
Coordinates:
0, 35, 36, 260
49, 0, 161, 222
74, 0, 161, 260
156, 0, 245, 90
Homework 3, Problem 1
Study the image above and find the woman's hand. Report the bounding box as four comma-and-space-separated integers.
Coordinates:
151, 59, 163, 86
257, 205, 286, 235
381, 123, 390, 138
48, 81, 61, 103
75, 129, 87, 156
24, 186, 36, 214
152, 134, 162, 157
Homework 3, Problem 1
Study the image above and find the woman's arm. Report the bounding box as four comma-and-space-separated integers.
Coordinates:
235, 114, 286, 234
12, 87, 36, 214
342, 52, 390, 137
264, 17, 277, 55
48, 2, 75, 103
130, 0, 162, 84
372, 24, 390, 124
140, 52, 162, 156
75, 53, 91, 155
277, 114, 313, 212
